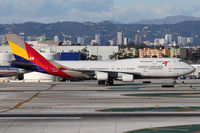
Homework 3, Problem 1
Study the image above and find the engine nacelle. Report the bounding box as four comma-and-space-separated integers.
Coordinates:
121, 74, 134, 82
96, 72, 108, 81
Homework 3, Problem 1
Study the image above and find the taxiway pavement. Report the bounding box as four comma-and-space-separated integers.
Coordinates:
0, 79, 200, 133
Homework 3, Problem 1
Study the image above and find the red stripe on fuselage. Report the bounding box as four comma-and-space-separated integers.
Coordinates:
0, 71, 17, 73
24, 42, 72, 78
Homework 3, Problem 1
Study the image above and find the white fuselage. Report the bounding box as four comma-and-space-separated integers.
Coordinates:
55, 58, 195, 79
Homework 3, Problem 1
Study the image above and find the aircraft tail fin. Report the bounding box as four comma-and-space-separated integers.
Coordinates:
6, 34, 71, 78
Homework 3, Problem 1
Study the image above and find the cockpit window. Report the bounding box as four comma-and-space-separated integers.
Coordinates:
179, 60, 184, 62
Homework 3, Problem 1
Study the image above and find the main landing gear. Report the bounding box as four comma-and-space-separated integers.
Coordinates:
98, 79, 114, 86
98, 80, 106, 85
106, 80, 114, 86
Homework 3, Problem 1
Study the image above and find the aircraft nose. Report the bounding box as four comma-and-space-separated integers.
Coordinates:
190, 65, 196, 73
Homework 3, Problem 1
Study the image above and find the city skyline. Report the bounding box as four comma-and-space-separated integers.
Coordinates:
0, 0, 200, 24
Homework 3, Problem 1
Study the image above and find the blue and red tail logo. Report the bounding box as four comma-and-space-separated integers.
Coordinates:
6, 34, 71, 78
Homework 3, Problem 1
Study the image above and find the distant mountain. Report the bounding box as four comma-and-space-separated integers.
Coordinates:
1, 20, 200, 45
135, 15, 200, 25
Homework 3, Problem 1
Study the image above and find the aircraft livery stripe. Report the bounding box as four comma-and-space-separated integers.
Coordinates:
24, 42, 72, 78
12, 54, 48, 73
0, 71, 17, 73
8, 34, 72, 78
8, 41, 29, 60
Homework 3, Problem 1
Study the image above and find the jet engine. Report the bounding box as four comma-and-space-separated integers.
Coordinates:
96, 72, 108, 80
120, 73, 134, 82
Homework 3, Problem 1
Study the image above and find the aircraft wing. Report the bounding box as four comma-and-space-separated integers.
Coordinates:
68, 68, 142, 77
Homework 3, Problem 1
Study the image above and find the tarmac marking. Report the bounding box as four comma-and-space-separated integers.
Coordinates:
124, 124, 200, 133
0, 84, 56, 113
152, 128, 188, 131
124, 128, 188, 133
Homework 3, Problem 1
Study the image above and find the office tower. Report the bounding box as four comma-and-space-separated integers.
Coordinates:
135, 34, 143, 44
77, 37, 84, 45
182, 37, 187, 45
159, 38, 165, 46
187, 37, 193, 44
95, 34, 101, 45
117, 32, 123, 45
154, 38, 165, 46
154, 38, 160, 45
108, 40, 114, 46
54, 35, 59, 42
165, 34, 172, 44
66, 40, 72, 45
177, 36, 183, 45
123, 37, 128, 46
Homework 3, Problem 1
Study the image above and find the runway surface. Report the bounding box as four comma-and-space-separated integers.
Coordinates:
0, 79, 200, 133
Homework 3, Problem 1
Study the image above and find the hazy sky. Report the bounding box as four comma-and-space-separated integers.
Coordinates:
0, 0, 200, 24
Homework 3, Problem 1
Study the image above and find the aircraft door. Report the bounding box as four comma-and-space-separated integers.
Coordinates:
169, 67, 172, 72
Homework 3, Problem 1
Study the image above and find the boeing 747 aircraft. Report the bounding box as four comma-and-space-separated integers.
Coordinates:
6, 34, 195, 85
